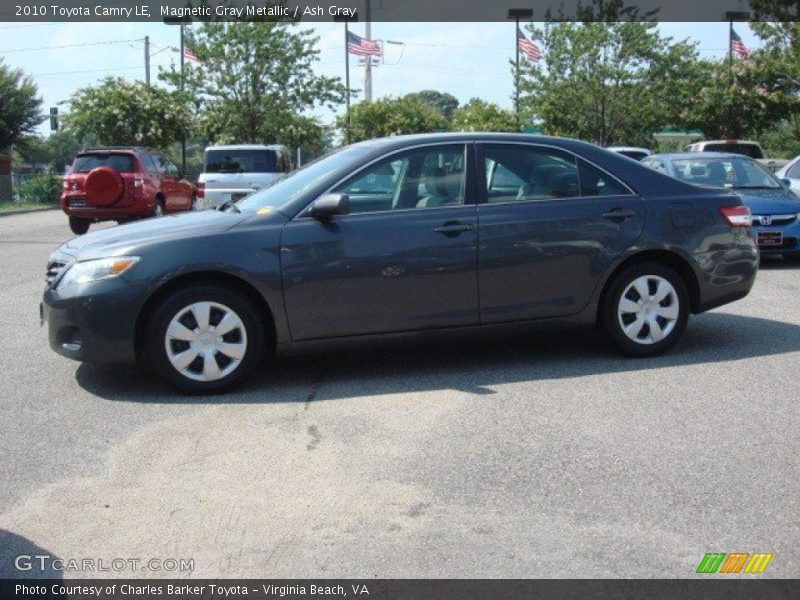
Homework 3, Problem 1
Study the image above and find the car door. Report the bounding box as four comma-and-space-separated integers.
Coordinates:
280, 143, 480, 341
477, 143, 646, 323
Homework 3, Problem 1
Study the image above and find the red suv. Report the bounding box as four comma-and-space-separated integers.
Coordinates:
60, 147, 196, 235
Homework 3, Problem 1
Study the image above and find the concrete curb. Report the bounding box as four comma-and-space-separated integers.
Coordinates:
0, 206, 59, 218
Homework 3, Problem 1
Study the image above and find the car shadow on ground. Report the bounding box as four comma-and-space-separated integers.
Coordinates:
75, 311, 800, 405
0, 529, 63, 581
759, 255, 800, 270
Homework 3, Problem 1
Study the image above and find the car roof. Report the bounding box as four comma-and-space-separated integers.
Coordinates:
607, 146, 651, 153
650, 152, 749, 160
205, 144, 286, 151
691, 140, 761, 146
79, 147, 158, 154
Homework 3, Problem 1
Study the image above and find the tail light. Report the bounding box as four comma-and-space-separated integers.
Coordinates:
719, 205, 752, 227
196, 182, 205, 198
134, 177, 143, 188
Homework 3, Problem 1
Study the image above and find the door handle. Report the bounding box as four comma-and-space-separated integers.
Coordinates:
434, 222, 473, 236
602, 209, 637, 220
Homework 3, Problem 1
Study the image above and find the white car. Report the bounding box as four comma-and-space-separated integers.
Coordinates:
775, 155, 800, 194
684, 139, 789, 173
606, 147, 652, 161
197, 144, 289, 210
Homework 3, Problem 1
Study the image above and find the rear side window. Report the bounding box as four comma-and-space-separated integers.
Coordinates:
701, 143, 764, 159
72, 154, 135, 173
204, 149, 278, 174
578, 159, 630, 196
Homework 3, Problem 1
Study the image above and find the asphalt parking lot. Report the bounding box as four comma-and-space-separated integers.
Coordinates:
0, 208, 798, 579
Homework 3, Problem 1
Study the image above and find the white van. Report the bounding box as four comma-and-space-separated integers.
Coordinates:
196, 144, 290, 209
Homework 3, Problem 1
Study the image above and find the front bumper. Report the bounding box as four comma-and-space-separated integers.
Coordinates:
42, 277, 146, 364
751, 219, 800, 255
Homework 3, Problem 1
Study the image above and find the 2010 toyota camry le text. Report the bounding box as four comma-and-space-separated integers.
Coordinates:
41, 133, 759, 392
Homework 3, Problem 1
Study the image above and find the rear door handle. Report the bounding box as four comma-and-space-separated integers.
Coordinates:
602, 209, 637, 220
434, 222, 473, 236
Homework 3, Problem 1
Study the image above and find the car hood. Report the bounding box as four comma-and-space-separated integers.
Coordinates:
59, 210, 249, 261
734, 188, 800, 214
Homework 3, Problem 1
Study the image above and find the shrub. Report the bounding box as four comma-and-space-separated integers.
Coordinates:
15, 173, 61, 204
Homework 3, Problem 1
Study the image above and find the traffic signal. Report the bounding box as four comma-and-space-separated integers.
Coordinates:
50, 107, 58, 131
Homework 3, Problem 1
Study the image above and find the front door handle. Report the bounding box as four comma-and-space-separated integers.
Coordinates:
602, 209, 637, 221
434, 222, 473, 236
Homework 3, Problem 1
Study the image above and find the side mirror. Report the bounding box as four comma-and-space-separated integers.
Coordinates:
310, 193, 350, 220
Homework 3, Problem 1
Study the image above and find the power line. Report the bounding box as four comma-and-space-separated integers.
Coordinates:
32, 64, 171, 78
0, 38, 143, 54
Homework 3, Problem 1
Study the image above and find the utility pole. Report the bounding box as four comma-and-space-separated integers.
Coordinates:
364, 0, 372, 102
144, 35, 150, 86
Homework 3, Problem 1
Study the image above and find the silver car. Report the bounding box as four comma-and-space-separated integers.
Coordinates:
197, 144, 289, 209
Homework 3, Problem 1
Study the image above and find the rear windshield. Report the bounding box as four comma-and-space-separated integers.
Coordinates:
204, 149, 279, 174
700, 143, 764, 159
617, 150, 649, 161
72, 154, 135, 173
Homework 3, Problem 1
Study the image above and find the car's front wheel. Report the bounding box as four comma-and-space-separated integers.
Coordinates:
602, 262, 689, 357
68, 216, 90, 235
145, 285, 265, 393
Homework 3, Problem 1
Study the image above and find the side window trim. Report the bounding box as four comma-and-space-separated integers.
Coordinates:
475, 142, 635, 205
294, 142, 474, 219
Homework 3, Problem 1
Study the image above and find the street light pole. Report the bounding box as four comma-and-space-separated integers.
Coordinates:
365, 0, 372, 102
179, 22, 186, 172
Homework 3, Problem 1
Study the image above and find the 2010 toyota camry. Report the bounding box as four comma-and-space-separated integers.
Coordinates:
42, 133, 759, 392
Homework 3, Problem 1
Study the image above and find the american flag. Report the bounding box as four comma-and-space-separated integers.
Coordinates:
730, 28, 749, 59
517, 28, 541, 62
347, 31, 382, 57
183, 46, 199, 62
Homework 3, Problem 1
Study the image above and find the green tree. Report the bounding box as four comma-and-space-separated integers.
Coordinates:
65, 78, 191, 149
450, 99, 518, 132
0, 59, 43, 153
14, 130, 82, 173
339, 96, 449, 142
162, 22, 344, 148
403, 90, 460, 120
518, 22, 699, 146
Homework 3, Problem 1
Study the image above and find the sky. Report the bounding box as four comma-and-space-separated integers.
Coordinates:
0, 21, 761, 137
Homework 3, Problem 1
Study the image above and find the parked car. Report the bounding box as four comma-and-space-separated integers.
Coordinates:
606, 146, 652, 161
196, 144, 290, 210
642, 152, 800, 260
60, 147, 196, 235
775, 154, 800, 194
42, 133, 758, 392
683, 139, 788, 173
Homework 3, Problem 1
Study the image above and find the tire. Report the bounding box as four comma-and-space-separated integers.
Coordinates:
68, 216, 91, 235
153, 198, 165, 218
144, 284, 265, 393
601, 262, 689, 357
190, 195, 197, 211
783, 253, 800, 262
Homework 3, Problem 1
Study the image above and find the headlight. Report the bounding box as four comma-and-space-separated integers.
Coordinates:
57, 256, 140, 289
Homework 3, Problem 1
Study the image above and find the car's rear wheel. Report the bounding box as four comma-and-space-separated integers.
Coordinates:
602, 262, 689, 357
190, 194, 197, 211
153, 198, 165, 218
68, 216, 91, 235
144, 285, 265, 393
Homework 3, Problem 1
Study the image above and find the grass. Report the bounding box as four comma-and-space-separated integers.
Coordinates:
0, 200, 57, 213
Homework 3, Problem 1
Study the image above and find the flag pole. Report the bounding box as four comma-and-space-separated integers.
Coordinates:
508, 9, 533, 129
345, 20, 351, 144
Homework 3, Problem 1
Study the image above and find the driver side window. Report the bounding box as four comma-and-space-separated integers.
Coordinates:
333, 145, 466, 214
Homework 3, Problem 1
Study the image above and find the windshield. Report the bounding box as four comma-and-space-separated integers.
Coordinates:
670, 156, 781, 190
235, 146, 372, 213
205, 149, 279, 173
700, 143, 764, 159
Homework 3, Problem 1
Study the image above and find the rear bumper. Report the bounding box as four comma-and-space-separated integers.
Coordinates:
42, 278, 146, 364
60, 195, 155, 219
694, 233, 759, 313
